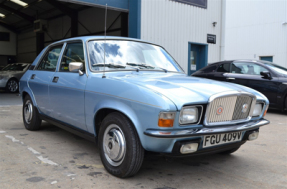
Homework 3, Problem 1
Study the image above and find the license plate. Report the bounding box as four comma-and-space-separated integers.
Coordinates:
203, 132, 242, 148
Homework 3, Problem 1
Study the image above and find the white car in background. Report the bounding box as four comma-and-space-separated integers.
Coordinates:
0, 63, 30, 93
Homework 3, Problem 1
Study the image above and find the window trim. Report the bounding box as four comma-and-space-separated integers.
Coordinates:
35, 43, 65, 72
58, 41, 85, 73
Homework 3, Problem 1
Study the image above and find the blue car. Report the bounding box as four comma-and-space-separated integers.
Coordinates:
20, 36, 269, 178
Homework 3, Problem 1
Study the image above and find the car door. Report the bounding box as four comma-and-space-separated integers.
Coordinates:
28, 44, 64, 116
227, 62, 279, 106
49, 42, 87, 131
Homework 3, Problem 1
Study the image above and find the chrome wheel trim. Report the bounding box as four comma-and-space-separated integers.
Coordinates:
103, 124, 126, 167
8, 80, 18, 92
24, 100, 33, 124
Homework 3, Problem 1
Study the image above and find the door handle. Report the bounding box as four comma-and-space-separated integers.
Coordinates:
227, 78, 235, 80
52, 77, 59, 83
31, 74, 35, 79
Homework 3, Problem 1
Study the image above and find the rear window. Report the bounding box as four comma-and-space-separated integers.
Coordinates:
217, 63, 230, 73
201, 65, 217, 73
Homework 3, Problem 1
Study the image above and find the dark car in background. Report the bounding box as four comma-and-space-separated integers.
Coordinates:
192, 60, 287, 111
0, 63, 30, 93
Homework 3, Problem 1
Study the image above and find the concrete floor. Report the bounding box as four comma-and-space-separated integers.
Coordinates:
0, 92, 286, 189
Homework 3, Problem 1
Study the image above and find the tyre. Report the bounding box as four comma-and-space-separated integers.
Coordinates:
98, 112, 144, 178
6, 79, 19, 93
23, 95, 42, 131
219, 146, 240, 155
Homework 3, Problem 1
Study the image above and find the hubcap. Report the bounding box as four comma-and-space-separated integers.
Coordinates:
24, 100, 33, 124
8, 80, 18, 92
103, 124, 126, 166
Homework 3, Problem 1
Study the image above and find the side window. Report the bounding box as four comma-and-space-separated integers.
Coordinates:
60, 42, 85, 72
36, 45, 63, 71
201, 65, 217, 73
217, 63, 230, 73
232, 62, 268, 75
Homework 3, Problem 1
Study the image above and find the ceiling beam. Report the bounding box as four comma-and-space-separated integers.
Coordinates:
0, 4, 34, 23
44, 0, 74, 17
0, 20, 18, 33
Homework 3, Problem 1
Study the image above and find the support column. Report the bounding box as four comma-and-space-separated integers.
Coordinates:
71, 12, 78, 37
36, 32, 44, 55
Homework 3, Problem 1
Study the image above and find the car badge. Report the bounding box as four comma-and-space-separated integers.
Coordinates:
242, 104, 249, 113
216, 106, 224, 115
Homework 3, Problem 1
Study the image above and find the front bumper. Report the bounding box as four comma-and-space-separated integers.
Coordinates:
141, 119, 269, 155
144, 119, 269, 138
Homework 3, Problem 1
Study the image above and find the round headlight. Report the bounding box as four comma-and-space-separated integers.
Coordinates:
179, 107, 199, 124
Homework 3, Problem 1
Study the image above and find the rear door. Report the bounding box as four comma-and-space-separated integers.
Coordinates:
28, 44, 63, 116
208, 62, 230, 81
49, 42, 87, 130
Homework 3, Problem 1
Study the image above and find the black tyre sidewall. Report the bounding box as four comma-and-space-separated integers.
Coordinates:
23, 95, 41, 131
98, 112, 144, 178
6, 79, 19, 93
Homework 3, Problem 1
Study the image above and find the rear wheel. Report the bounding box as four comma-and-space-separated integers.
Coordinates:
23, 95, 42, 131
98, 112, 144, 178
6, 79, 19, 93
219, 146, 240, 154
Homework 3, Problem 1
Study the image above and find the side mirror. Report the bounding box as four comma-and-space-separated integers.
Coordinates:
69, 62, 84, 76
260, 71, 271, 79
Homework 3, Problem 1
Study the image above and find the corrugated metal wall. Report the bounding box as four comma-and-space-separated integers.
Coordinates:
141, 0, 222, 73
225, 0, 287, 67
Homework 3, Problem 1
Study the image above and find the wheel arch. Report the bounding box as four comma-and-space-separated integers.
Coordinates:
93, 105, 142, 144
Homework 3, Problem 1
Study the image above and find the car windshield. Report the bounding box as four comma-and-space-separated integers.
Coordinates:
88, 40, 183, 73
263, 62, 287, 76
2, 64, 28, 71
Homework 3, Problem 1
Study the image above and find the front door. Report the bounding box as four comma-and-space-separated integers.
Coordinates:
49, 42, 87, 131
188, 43, 208, 75
227, 62, 279, 106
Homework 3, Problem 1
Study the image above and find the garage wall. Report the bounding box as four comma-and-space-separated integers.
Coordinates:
140, 0, 222, 73
224, 0, 287, 67
44, 7, 122, 46
17, 31, 36, 63
0, 26, 16, 56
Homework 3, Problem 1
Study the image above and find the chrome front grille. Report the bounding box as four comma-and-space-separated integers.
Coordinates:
232, 95, 253, 120
205, 92, 256, 126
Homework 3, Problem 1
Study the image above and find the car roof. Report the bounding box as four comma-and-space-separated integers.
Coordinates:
49, 36, 156, 47
210, 59, 272, 66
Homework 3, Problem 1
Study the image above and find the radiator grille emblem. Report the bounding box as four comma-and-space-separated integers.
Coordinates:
242, 104, 249, 113
216, 106, 224, 115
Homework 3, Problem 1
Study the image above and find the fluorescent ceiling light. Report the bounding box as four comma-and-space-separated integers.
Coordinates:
10, 0, 28, 7
0, 13, 5, 18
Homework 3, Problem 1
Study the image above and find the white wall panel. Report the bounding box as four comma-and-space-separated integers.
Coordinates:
141, 0, 222, 73
225, 0, 287, 68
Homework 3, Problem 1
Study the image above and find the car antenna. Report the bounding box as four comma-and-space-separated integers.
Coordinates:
102, 4, 107, 78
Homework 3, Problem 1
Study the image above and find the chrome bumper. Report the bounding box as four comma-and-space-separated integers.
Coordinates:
144, 119, 269, 138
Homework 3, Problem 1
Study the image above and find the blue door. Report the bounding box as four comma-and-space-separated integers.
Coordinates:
260, 56, 273, 62
49, 42, 87, 131
28, 45, 64, 117
188, 43, 208, 75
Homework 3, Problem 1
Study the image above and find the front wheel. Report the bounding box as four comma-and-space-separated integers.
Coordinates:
98, 112, 144, 178
6, 79, 19, 93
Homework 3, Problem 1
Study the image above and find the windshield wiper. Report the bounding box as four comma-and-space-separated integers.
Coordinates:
92, 63, 126, 68
126, 62, 167, 72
